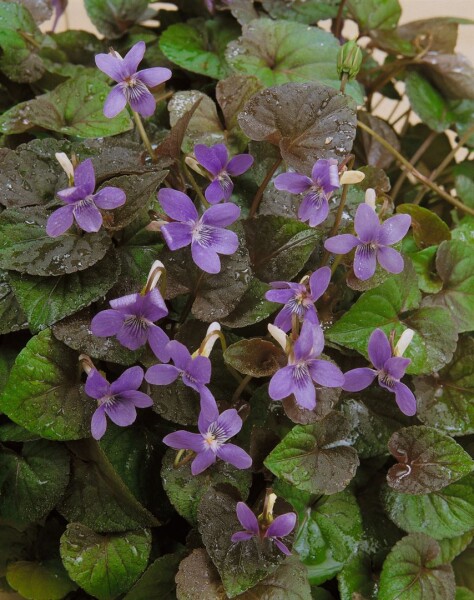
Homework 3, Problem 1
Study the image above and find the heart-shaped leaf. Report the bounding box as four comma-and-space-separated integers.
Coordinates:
6, 560, 76, 600
84, 0, 148, 38
224, 339, 285, 377
125, 549, 186, 600
264, 411, 359, 495
0, 270, 28, 334
347, 0, 401, 31
238, 82, 357, 173
221, 277, 278, 328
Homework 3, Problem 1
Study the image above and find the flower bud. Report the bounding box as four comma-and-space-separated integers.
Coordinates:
55, 152, 74, 184
364, 188, 376, 210
340, 170, 365, 185
337, 40, 363, 81
394, 329, 414, 357
198, 322, 223, 357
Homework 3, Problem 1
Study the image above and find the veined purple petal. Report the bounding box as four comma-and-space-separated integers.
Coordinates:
273, 539, 292, 555
308, 359, 344, 388
293, 320, 314, 361
191, 450, 216, 475
136, 67, 172, 87
206, 228, 239, 255
354, 203, 380, 243
145, 363, 180, 385
85, 369, 110, 400
93, 187, 126, 209
393, 382, 417, 416
368, 329, 391, 370
141, 289, 168, 321
105, 400, 137, 427
185, 355, 211, 386
309, 267, 331, 301
194, 144, 227, 176
216, 409, 242, 439
354, 244, 377, 280
91, 309, 124, 337
378, 214, 411, 245
217, 443, 252, 469
122, 41, 146, 76
191, 243, 221, 274
312, 324, 325, 356
298, 193, 329, 227
73, 199, 102, 233
231, 531, 255, 542
129, 87, 156, 117
46, 205, 74, 237
226, 154, 254, 176
110, 366, 143, 395
198, 389, 219, 432
147, 324, 171, 362
324, 234, 359, 254
292, 374, 316, 410
158, 188, 198, 222
162, 430, 203, 452
265, 288, 294, 303
119, 390, 153, 408
266, 512, 296, 538
167, 340, 191, 370
91, 405, 107, 440
56, 186, 87, 204
116, 319, 148, 350
104, 86, 127, 118
205, 179, 226, 204
273, 305, 293, 332
161, 222, 193, 251
95, 53, 124, 82
201, 202, 240, 227
377, 246, 404, 274
312, 159, 340, 193
236, 502, 259, 534
109, 293, 140, 314
342, 368, 377, 392
274, 172, 312, 194
384, 356, 410, 380
74, 159, 95, 195
269, 366, 294, 400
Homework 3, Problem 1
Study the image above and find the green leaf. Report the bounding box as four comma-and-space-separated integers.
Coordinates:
160, 18, 239, 79
438, 531, 473, 564
457, 587, 474, 600
410, 246, 443, 294
59, 439, 158, 532
0, 440, 70, 528
455, 175, 474, 209
382, 473, 474, 540
0, 73, 133, 138
397, 204, 451, 248
423, 240, 474, 333
453, 542, 474, 592
8, 250, 120, 332
175, 548, 225, 600
61, 524, 151, 600
238, 82, 357, 174
337, 552, 376, 600
264, 412, 359, 495
386, 426, 474, 494
378, 533, 455, 600
327, 264, 458, 375
125, 550, 185, 600
237, 556, 312, 599
415, 336, 474, 436
224, 338, 285, 377
6, 560, 76, 600
221, 277, 278, 328
84, 0, 148, 38
262, 0, 341, 23
0, 329, 94, 441
198, 489, 289, 597
0, 207, 112, 276
0, 270, 28, 334
405, 71, 453, 132
244, 216, 321, 282
347, 0, 401, 30
294, 491, 363, 585
227, 20, 363, 102
161, 448, 251, 526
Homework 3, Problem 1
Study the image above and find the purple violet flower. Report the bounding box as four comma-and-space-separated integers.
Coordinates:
145, 339, 215, 414
265, 267, 331, 332
274, 159, 340, 227
342, 328, 416, 416
90, 289, 170, 362
46, 159, 125, 237
231, 502, 296, 555
269, 321, 344, 410
158, 188, 240, 274
194, 143, 254, 204
95, 41, 172, 118
324, 203, 411, 281
162, 394, 252, 475
85, 366, 153, 440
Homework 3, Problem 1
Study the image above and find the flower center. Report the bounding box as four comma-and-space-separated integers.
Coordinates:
378, 370, 395, 388
99, 394, 116, 407
202, 422, 228, 452
123, 77, 149, 102
217, 173, 233, 194
124, 315, 149, 336
192, 222, 214, 247
288, 290, 312, 318
358, 242, 378, 256
74, 196, 95, 210
292, 361, 310, 387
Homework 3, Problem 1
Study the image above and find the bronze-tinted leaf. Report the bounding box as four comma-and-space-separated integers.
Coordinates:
224, 338, 286, 377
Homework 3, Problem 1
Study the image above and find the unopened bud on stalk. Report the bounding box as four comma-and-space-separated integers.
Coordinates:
55, 152, 74, 185
340, 170, 365, 185
365, 188, 376, 209
185, 156, 208, 178
337, 40, 363, 81
394, 329, 414, 357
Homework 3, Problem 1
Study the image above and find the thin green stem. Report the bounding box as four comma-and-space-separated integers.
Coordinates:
332, 0, 348, 39
182, 159, 210, 208
357, 120, 474, 217
132, 111, 155, 161
249, 157, 282, 218
231, 374, 253, 403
